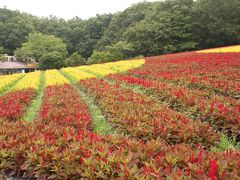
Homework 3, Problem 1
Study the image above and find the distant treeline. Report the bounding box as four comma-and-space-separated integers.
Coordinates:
0, 0, 239, 58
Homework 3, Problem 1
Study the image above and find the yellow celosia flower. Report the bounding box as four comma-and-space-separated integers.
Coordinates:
197, 45, 240, 53
45, 69, 70, 86
107, 59, 145, 72
78, 65, 117, 76
46, 59, 144, 84
11, 71, 41, 90
61, 67, 96, 80
0, 74, 24, 93
1, 59, 144, 92
77, 59, 145, 76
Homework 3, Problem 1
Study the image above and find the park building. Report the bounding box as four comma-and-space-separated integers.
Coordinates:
0, 54, 38, 75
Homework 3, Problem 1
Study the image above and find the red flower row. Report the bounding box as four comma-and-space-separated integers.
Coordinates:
0, 118, 239, 179
39, 84, 92, 129
108, 74, 240, 141
0, 88, 37, 121
0, 84, 239, 178
130, 52, 240, 97
79, 78, 220, 147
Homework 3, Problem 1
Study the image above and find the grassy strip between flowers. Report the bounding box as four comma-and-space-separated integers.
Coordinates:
59, 69, 112, 135
23, 71, 45, 122
106, 77, 240, 151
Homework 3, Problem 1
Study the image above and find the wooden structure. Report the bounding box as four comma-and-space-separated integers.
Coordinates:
0, 55, 38, 75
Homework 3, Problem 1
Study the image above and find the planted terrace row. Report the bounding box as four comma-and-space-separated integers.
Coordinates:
0, 74, 24, 95
38, 84, 92, 129
1, 116, 240, 179
0, 71, 45, 122
0, 89, 37, 121
0, 72, 239, 178
78, 78, 220, 148
0, 73, 94, 178
0, 81, 239, 178
130, 52, 240, 98
108, 74, 240, 142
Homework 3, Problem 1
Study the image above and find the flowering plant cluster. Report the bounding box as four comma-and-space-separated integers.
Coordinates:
197, 45, 240, 53
0, 117, 239, 179
0, 88, 37, 121
45, 70, 70, 86
0, 46, 240, 178
109, 74, 240, 141
61, 67, 96, 81
130, 52, 240, 97
77, 59, 145, 76
11, 71, 41, 91
61, 59, 144, 82
0, 74, 23, 94
39, 84, 92, 129
79, 78, 220, 147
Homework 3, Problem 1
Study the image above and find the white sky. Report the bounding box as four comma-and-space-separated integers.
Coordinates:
0, 0, 156, 20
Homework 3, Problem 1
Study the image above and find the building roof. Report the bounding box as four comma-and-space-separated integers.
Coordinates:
0, 61, 38, 69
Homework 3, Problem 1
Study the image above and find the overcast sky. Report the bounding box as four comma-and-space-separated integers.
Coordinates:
0, 0, 156, 20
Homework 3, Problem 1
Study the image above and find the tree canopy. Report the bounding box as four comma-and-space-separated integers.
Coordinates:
39, 51, 65, 70
15, 33, 68, 61
0, 0, 239, 66
0, 47, 4, 61
15, 33, 68, 69
65, 52, 86, 67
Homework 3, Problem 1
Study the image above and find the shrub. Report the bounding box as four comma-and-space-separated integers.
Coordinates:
106, 41, 135, 60
65, 52, 86, 67
39, 51, 65, 70
87, 51, 112, 65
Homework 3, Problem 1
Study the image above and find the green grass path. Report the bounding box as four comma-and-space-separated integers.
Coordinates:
60, 70, 112, 135
23, 71, 45, 121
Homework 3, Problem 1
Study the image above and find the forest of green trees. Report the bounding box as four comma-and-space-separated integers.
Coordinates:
0, 0, 239, 69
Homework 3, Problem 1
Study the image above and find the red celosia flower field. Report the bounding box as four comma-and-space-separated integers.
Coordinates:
79, 78, 220, 147
39, 84, 92, 129
0, 46, 240, 179
0, 88, 37, 121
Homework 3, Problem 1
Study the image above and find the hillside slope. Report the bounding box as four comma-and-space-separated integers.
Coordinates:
0, 46, 240, 179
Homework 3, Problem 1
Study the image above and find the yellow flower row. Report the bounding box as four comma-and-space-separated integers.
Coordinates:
61, 67, 96, 81
45, 69, 70, 86
62, 59, 145, 79
0, 74, 24, 93
11, 71, 41, 91
78, 59, 145, 76
197, 45, 240, 53
104, 59, 145, 72
0, 59, 144, 90
78, 65, 117, 76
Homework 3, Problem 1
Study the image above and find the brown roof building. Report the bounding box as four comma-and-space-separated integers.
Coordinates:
0, 61, 38, 75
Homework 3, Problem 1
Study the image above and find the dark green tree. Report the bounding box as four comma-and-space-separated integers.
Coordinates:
0, 8, 34, 54
0, 47, 4, 61
125, 0, 197, 56
39, 51, 65, 70
65, 52, 86, 67
105, 41, 135, 60
15, 33, 68, 61
95, 2, 154, 50
192, 0, 240, 49
74, 14, 113, 58
32, 16, 74, 53
87, 51, 112, 65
